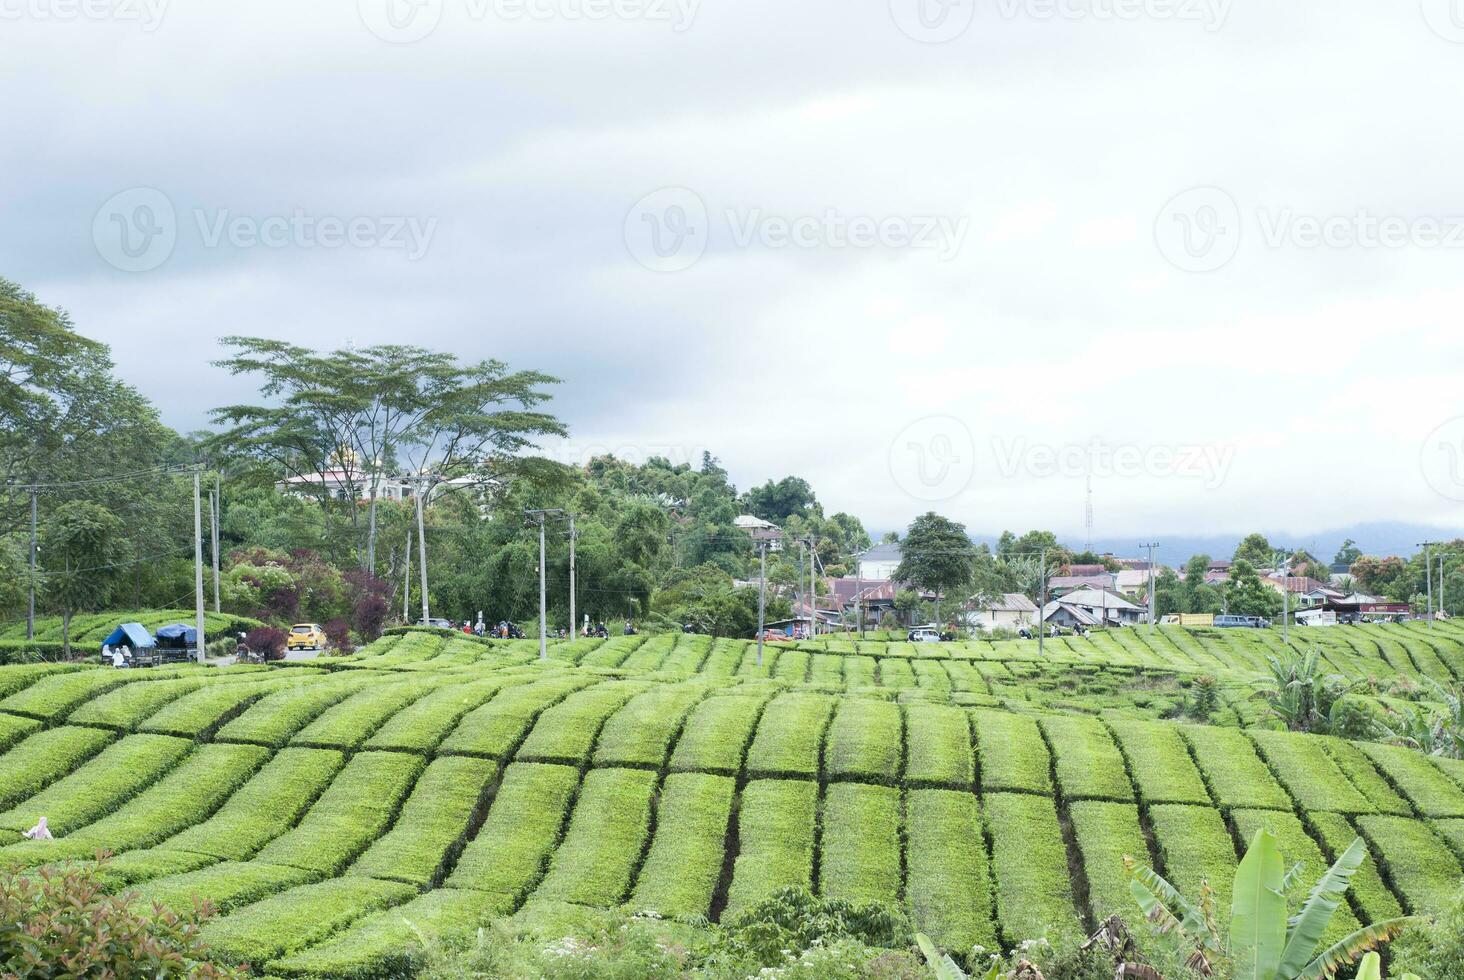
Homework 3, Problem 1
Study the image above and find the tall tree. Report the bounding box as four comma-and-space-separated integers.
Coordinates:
42, 501, 124, 656
1333, 538, 1363, 568
894, 512, 975, 624
1234, 533, 1274, 567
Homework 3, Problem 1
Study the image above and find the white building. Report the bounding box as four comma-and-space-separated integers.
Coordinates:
858, 542, 903, 580
964, 593, 1038, 632
1041, 587, 1145, 628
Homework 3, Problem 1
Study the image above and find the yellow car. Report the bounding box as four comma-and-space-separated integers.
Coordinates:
287, 623, 326, 652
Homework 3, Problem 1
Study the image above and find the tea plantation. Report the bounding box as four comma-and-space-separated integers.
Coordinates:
4, 621, 1464, 976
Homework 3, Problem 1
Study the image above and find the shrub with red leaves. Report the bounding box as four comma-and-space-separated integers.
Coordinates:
243, 626, 288, 660
323, 618, 354, 655
0, 857, 242, 978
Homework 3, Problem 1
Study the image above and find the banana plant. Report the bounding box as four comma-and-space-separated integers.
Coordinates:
914, 933, 1000, 980
1131, 830, 1418, 980
1350, 951, 1418, 980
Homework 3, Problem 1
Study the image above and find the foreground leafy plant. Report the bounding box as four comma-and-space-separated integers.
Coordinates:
0, 857, 240, 978
1128, 830, 1416, 979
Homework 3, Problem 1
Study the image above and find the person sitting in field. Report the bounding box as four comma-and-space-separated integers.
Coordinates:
24, 817, 52, 840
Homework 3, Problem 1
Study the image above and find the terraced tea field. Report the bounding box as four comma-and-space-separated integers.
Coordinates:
3, 624, 1464, 976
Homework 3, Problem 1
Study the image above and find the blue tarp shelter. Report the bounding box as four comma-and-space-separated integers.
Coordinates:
155, 623, 198, 646
100, 623, 155, 650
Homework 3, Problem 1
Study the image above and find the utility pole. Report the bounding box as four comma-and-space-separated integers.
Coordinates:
1140, 542, 1159, 632
1037, 549, 1047, 658
416, 481, 430, 625
1420, 541, 1439, 628
743, 525, 782, 667
209, 476, 221, 613
808, 537, 818, 638
26, 488, 37, 643
797, 538, 806, 639
193, 470, 207, 664
854, 548, 865, 639
525, 509, 565, 660
568, 513, 577, 638
1274, 548, 1292, 646
402, 525, 412, 623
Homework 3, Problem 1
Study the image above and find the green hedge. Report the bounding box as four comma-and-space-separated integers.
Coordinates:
984, 792, 1082, 950
820, 782, 902, 908
808, 654, 844, 687
0, 733, 191, 835
68, 676, 215, 731
361, 676, 523, 754
824, 699, 902, 785
290, 676, 445, 750
515, 681, 650, 766
164, 747, 346, 861
629, 772, 734, 918
879, 658, 917, 689
1358, 742, 1464, 818
694, 639, 744, 677
1039, 715, 1132, 802
0, 712, 40, 754
1354, 813, 1464, 913
621, 634, 677, 672
436, 675, 598, 759
592, 683, 709, 769
0, 664, 84, 698
668, 695, 766, 776
533, 767, 657, 907
0, 741, 269, 866
199, 876, 418, 965
1069, 800, 1149, 922
744, 693, 836, 780
844, 656, 878, 688
1179, 725, 1291, 811
1248, 731, 1374, 814
1107, 720, 1210, 806
135, 860, 320, 916
906, 788, 996, 954
1148, 804, 1237, 913
215, 674, 376, 747
904, 703, 974, 789
0, 667, 157, 722
725, 779, 818, 917
137, 676, 291, 738
913, 660, 952, 692
347, 755, 497, 887
1306, 812, 1404, 924
579, 634, 644, 668
0, 725, 114, 810
973, 710, 1051, 796
447, 762, 579, 899
94, 848, 218, 889
254, 751, 425, 875
267, 886, 515, 979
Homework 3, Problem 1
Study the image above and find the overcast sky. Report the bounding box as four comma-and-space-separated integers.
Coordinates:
4, 0, 1463, 542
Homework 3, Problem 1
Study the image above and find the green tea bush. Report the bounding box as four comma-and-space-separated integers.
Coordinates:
447, 762, 579, 898
904, 702, 974, 789
535, 767, 657, 906
668, 694, 765, 775
973, 710, 1051, 795
0, 725, 114, 810
725, 779, 818, 917
593, 683, 708, 769
1179, 724, 1292, 811
1038, 715, 1132, 802
630, 772, 734, 918
516, 681, 650, 765
820, 782, 902, 907
744, 693, 836, 780
1107, 719, 1210, 806
984, 792, 1082, 950
905, 788, 997, 953
825, 699, 902, 785
1394, 884, 1464, 977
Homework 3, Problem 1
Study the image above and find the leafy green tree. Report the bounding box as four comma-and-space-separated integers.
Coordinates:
1225, 559, 1283, 618
741, 476, 820, 523
894, 513, 975, 624
1154, 566, 1185, 617
1234, 533, 1275, 567
41, 502, 125, 655
1334, 539, 1363, 568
